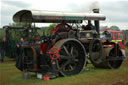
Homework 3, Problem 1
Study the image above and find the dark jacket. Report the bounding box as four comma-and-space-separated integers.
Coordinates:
0, 41, 7, 50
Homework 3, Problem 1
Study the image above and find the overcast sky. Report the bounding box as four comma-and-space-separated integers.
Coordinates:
0, 0, 128, 30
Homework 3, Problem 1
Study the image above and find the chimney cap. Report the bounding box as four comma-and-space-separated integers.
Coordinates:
93, 9, 99, 13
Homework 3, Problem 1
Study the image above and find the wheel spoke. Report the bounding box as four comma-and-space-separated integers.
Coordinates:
59, 55, 70, 60
63, 45, 70, 55
74, 59, 79, 62
60, 60, 70, 70
71, 46, 74, 56
59, 71, 66, 76
69, 64, 74, 70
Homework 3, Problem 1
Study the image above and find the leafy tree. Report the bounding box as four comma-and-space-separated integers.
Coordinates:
108, 26, 120, 31
45, 24, 57, 35
9, 22, 31, 27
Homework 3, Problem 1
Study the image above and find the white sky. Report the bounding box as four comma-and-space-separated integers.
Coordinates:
0, 0, 128, 30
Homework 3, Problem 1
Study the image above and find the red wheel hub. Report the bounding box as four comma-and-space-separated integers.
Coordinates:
48, 46, 60, 62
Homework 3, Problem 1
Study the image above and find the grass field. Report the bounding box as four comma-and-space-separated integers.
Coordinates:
0, 52, 128, 85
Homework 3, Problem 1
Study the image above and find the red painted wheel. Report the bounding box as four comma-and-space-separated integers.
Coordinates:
48, 46, 60, 62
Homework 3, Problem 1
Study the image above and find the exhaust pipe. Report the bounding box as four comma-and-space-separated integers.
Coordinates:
93, 9, 100, 35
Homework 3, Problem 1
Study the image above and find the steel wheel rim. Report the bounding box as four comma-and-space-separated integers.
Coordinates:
108, 48, 123, 69
56, 40, 86, 76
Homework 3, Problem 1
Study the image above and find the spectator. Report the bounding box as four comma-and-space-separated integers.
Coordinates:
16, 38, 28, 71
16, 38, 28, 56
17, 38, 28, 47
0, 37, 7, 62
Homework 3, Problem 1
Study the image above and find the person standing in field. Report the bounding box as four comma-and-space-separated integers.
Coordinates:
16, 38, 28, 47
16, 38, 28, 56
0, 37, 7, 62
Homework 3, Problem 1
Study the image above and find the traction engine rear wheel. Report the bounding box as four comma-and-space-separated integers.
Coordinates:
55, 40, 86, 76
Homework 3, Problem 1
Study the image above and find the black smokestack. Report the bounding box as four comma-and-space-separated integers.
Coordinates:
93, 9, 100, 35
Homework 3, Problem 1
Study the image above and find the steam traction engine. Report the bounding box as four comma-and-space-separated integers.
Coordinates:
14, 9, 125, 77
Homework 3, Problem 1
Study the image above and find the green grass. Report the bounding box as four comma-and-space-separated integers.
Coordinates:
0, 57, 128, 85
125, 48, 128, 52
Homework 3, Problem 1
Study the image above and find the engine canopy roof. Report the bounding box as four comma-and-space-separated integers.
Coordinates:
13, 10, 106, 23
